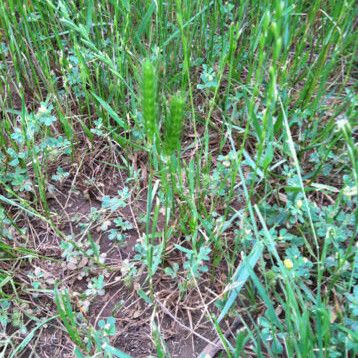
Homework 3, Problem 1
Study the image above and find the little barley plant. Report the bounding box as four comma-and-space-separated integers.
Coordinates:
163, 94, 185, 155
0, 1, 357, 356
142, 59, 157, 145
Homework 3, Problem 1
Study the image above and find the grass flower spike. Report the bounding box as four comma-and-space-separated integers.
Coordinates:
142, 59, 157, 144
163, 94, 185, 155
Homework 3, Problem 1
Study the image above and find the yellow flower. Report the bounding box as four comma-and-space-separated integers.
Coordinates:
296, 199, 303, 209
343, 185, 357, 197
37, 104, 47, 115
284, 258, 294, 270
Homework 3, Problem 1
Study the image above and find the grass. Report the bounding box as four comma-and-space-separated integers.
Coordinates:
0, 0, 357, 357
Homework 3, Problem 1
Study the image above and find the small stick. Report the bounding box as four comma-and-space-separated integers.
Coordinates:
196, 318, 242, 358
155, 298, 217, 347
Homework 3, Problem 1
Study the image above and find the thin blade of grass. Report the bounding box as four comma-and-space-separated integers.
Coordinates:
92, 92, 129, 130
218, 241, 264, 323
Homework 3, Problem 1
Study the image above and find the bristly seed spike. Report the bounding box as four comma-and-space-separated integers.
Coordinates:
142, 59, 157, 145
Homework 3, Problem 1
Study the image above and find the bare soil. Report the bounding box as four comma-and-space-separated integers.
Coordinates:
3, 141, 240, 358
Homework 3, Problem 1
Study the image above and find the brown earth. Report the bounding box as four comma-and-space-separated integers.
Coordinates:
2, 141, 243, 358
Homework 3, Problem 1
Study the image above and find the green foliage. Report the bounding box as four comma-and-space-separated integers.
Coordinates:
175, 243, 211, 278
101, 188, 130, 212
0, 0, 356, 356
85, 275, 105, 297
142, 59, 157, 144
163, 94, 185, 154
55, 288, 129, 357
107, 217, 133, 243
55, 288, 84, 348
197, 64, 218, 90
51, 166, 70, 182
0, 299, 11, 330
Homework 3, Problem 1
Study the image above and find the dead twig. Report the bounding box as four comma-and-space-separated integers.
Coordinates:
155, 297, 217, 347
196, 317, 242, 358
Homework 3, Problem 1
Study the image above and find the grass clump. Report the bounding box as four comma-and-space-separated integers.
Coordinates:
0, 0, 356, 357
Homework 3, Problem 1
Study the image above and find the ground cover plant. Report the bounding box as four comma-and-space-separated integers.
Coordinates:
0, 0, 357, 357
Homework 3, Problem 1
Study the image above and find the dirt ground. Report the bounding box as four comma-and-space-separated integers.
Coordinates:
3, 141, 243, 358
